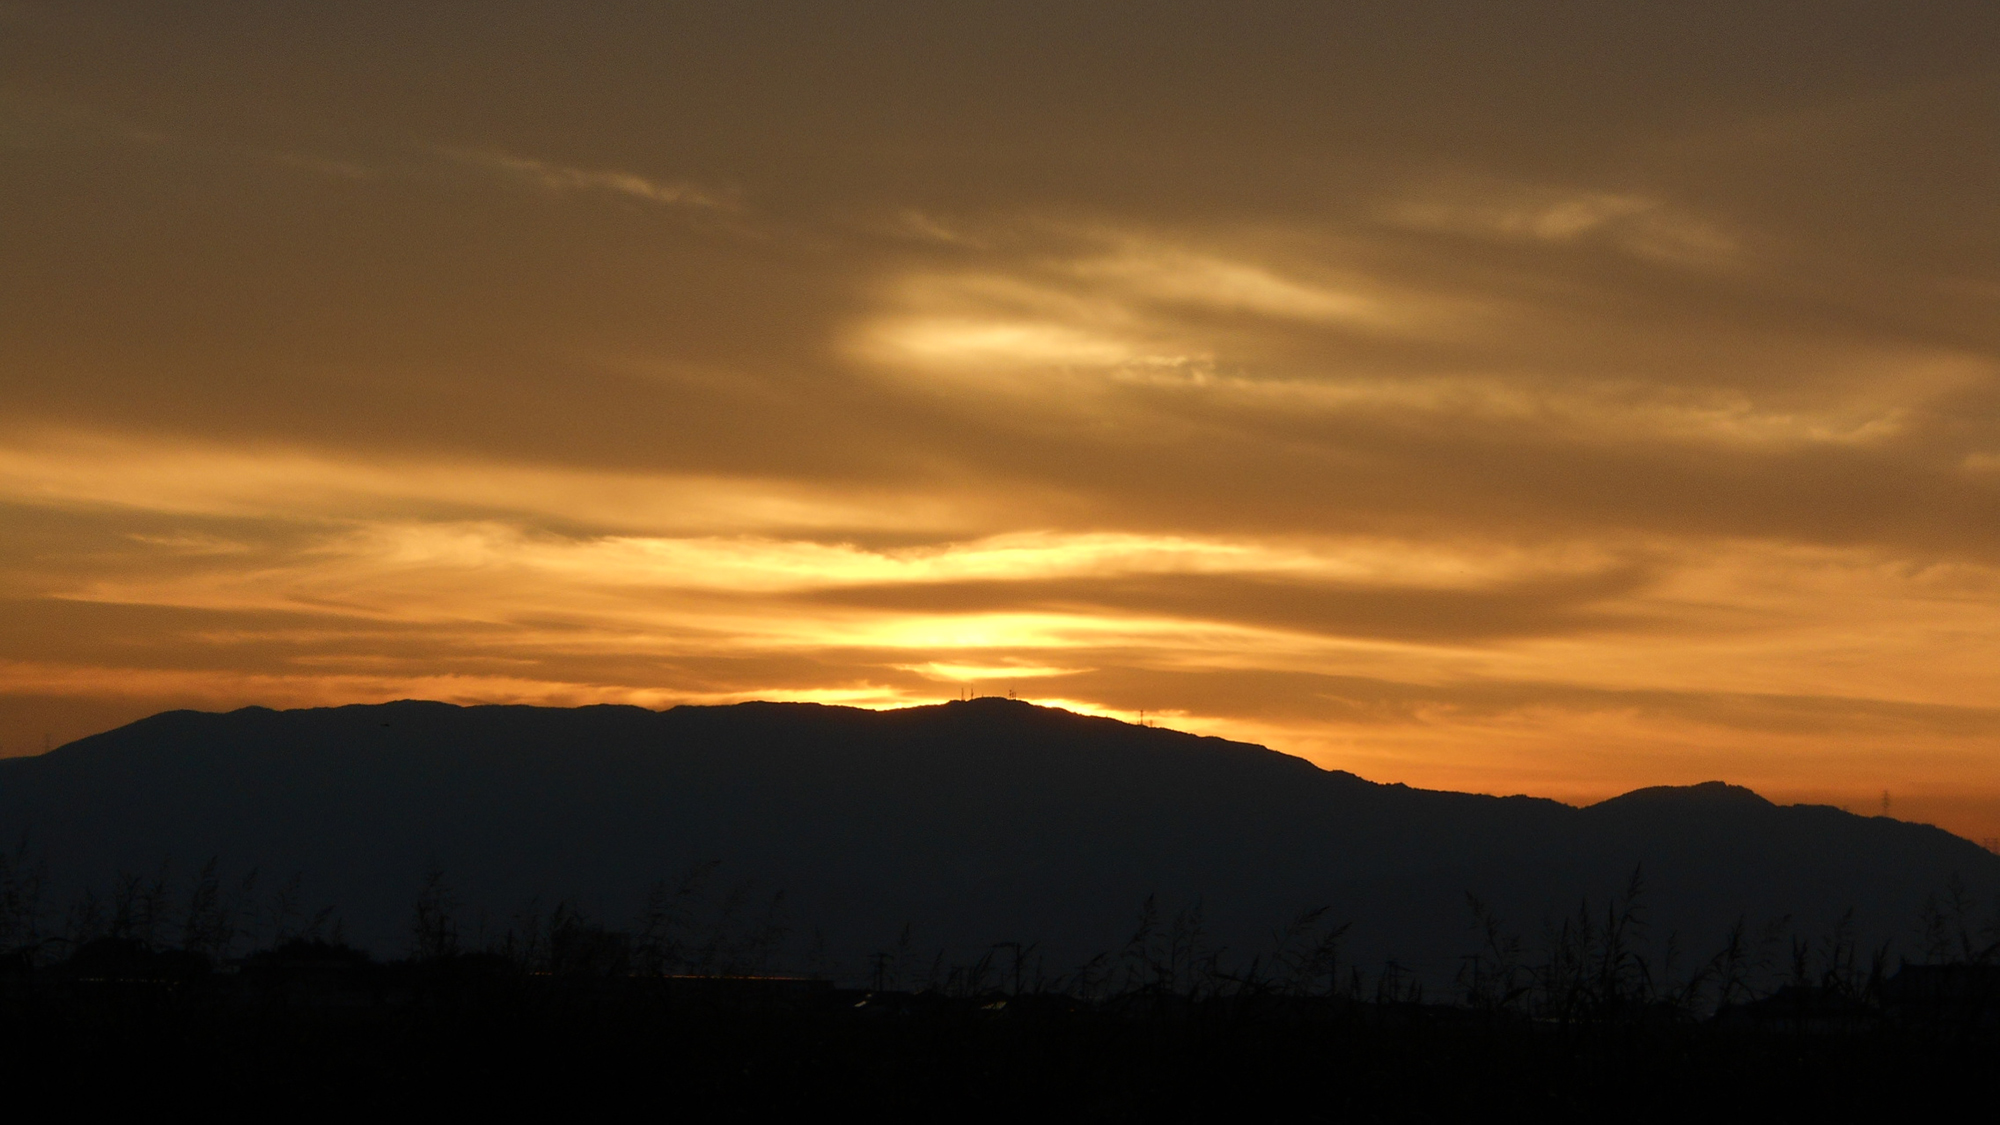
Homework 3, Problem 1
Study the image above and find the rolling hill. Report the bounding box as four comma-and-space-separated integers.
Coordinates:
3, 698, 1993, 984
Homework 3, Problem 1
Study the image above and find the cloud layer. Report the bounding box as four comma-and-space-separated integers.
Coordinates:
3, 2, 1999, 836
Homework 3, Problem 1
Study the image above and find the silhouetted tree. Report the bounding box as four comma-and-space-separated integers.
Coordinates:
0, 835, 46, 959
410, 869, 460, 960
180, 858, 236, 962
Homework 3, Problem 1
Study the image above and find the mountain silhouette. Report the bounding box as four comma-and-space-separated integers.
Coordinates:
3, 698, 1993, 981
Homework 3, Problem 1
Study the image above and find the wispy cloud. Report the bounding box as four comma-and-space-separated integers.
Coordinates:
1383, 183, 1741, 267
849, 227, 1434, 389
885, 209, 989, 248
439, 147, 735, 210
0, 429, 962, 535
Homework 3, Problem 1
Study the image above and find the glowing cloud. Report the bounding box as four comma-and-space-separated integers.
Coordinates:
5, 3, 2000, 843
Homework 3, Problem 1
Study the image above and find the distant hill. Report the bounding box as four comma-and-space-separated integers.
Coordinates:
3, 699, 1994, 983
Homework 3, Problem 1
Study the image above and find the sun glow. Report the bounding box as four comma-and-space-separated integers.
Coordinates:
6, 16, 2000, 842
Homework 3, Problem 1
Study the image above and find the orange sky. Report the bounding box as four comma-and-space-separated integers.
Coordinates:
5, 3, 2000, 839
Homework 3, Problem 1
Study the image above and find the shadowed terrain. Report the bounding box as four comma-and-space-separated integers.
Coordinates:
3, 699, 1994, 981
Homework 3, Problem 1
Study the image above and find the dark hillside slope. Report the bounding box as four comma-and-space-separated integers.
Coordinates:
2, 699, 1992, 980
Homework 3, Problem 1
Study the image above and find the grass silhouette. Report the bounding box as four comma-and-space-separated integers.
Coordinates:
5, 849, 2000, 1114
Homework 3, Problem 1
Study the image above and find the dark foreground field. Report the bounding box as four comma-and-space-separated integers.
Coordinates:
5, 944, 1996, 1121
9, 701, 2000, 1117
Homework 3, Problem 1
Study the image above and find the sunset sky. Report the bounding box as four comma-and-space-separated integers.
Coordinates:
5, 3, 2000, 837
